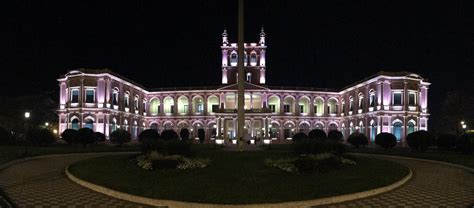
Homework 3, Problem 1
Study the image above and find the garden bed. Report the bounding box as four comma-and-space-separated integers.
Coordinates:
68, 151, 409, 204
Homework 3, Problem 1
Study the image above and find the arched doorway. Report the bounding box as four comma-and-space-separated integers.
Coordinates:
393, 121, 403, 142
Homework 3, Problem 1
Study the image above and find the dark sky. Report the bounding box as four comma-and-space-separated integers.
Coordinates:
1, 0, 474, 125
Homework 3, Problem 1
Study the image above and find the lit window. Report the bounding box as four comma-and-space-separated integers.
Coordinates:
134, 97, 139, 110
197, 104, 204, 113
71, 89, 79, 103
246, 73, 251, 82
112, 90, 119, 106
369, 93, 376, 107
284, 104, 290, 113
393, 92, 402, 106
85, 89, 95, 103
230, 52, 237, 66
349, 97, 354, 111
250, 52, 257, 66
269, 104, 276, 113
124, 93, 130, 108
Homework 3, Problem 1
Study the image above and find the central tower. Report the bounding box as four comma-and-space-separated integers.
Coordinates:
221, 28, 267, 85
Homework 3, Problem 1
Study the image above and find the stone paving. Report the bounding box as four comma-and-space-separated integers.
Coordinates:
316, 156, 474, 208
0, 153, 473, 207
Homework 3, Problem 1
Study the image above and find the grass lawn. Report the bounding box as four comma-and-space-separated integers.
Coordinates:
348, 147, 474, 169
69, 151, 409, 204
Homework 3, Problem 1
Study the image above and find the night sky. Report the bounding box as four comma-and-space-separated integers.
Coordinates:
1, 1, 473, 126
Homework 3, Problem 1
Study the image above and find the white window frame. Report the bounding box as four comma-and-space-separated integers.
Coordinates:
70, 88, 80, 107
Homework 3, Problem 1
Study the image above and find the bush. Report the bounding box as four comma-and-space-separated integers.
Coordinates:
327, 130, 343, 142
347, 133, 368, 148
456, 133, 474, 154
406, 130, 434, 152
293, 138, 346, 156
166, 140, 192, 156
110, 129, 131, 146
436, 133, 457, 151
0, 126, 12, 145
161, 130, 179, 141
95, 132, 106, 143
180, 128, 190, 141
292, 132, 308, 143
61, 129, 78, 144
375, 133, 397, 150
139, 129, 161, 154
77, 128, 96, 147
26, 127, 56, 146
198, 129, 205, 144
308, 129, 327, 141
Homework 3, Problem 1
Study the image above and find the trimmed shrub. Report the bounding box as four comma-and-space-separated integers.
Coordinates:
375, 133, 397, 150
198, 128, 205, 144
161, 130, 179, 141
139, 129, 161, 154
0, 126, 12, 145
61, 129, 78, 144
292, 132, 308, 143
95, 132, 106, 143
406, 130, 434, 152
456, 133, 474, 154
327, 130, 343, 142
110, 129, 131, 146
180, 128, 190, 141
436, 133, 457, 151
308, 129, 327, 141
77, 128, 96, 147
347, 133, 368, 148
26, 127, 56, 147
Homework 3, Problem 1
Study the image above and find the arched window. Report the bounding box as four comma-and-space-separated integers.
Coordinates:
369, 90, 376, 108
283, 122, 295, 139
299, 122, 310, 134
393, 121, 403, 141
358, 121, 365, 134
314, 97, 324, 116
192, 96, 204, 114
150, 98, 160, 115
230, 51, 238, 66
134, 95, 139, 110
112, 88, 119, 106
163, 97, 175, 114
111, 118, 117, 133
150, 123, 159, 131
407, 121, 416, 134
370, 120, 377, 141
132, 121, 138, 139
244, 51, 248, 66
246, 72, 251, 82
207, 96, 219, 113
329, 123, 338, 131
358, 93, 364, 113
328, 98, 338, 114
349, 122, 354, 135
298, 97, 310, 114
268, 96, 280, 113
349, 96, 354, 112
71, 118, 80, 130
283, 96, 295, 114
84, 118, 94, 130
177, 96, 189, 114
250, 51, 257, 66
124, 119, 129, 131
124, 92, 130, 108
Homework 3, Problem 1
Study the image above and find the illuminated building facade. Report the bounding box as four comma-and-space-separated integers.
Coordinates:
57, 29, 430, 145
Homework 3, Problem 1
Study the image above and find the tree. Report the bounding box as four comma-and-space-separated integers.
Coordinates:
180, 128, 190, 141
327, 130, 343, 142
406, 130, 434, 152
456, 133, 474, 154
436, 90, 474, 134
161, 130, 179, 141
138, 129, 161, 154
77, 128, 96, 147
26, 127, 56, 147
110, 129, 131, 146
436, 133, 457, 151
61, 129, 78, 144
198, 128, 205, 144
375, 133, 397, 150
292, 132, 308, 143
347, 133, 368, 148
308, 129, 327, 141
95, 132, 106, 143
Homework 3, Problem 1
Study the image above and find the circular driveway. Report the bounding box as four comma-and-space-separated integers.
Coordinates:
0, 153, 473, 207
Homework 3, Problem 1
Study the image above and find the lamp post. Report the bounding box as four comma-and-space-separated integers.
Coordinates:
24, 111, 30, 156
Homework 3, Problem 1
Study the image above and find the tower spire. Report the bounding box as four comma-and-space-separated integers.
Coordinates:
222, 29, 228, 46
259, 26, 265, 46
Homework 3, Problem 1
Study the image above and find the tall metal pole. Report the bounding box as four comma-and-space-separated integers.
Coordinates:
237, 0, 245, 150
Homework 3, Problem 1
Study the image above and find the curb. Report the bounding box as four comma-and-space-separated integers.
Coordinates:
350, 153, 474, 173
65, 159, 413, 208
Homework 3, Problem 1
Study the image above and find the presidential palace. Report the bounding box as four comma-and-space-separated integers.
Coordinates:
57, 29, 430, 145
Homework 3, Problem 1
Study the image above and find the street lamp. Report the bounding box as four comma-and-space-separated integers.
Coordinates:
53, 129, 58, 134
24, 112, 30, 119
45, 122, 49, 127
461, 121, 465, 125
462, 124, 467, 130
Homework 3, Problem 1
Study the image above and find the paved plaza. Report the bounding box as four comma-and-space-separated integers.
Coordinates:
0, 153, 473, 207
